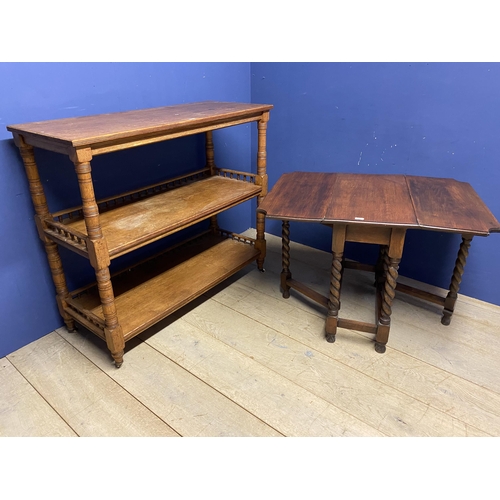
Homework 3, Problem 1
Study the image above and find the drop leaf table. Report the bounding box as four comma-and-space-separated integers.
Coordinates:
258, 172, 500, 352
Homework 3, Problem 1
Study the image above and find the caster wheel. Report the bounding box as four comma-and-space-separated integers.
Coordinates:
326, 334, 336, 344
374, 342, 386, 354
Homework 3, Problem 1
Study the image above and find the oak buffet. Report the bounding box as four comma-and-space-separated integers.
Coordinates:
8, 101, 272, 367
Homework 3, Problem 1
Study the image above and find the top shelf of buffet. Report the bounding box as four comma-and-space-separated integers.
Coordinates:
7, 101, 273, 156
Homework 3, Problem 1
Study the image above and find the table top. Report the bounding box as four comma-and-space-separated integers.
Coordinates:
258, 172, 500, 236
7, 101, 273, 150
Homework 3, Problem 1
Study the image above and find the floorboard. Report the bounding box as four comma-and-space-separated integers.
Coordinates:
58, 327, 280, 437
0, 357, 76, 437
141, 317, 382, 436
7, 333, 178, 437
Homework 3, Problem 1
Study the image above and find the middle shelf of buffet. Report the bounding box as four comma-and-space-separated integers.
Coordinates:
41, 167, 262, 260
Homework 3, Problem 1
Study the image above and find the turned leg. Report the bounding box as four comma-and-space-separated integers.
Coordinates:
375, 256, 400, 353
326, 224, 346, 344
326, 250, 343, 343
95, 267, 125, 368
441, 236, 473, 326
15, 137, 75, 331
73, 150, 124, 368
255, 114, 269, 271
205, 130, 216, 176
209, 215, 218, 234
206, 132, 219, 236
375, 228, 405, 353
46, 241, 76, 332
281, 220, 292, 298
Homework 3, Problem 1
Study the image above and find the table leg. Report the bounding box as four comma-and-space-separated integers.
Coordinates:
376, 256, 400, 353
326, 224, 346, 343
281, 220, 292, 298
441, 236, 473, 326
375, 228, 406, 353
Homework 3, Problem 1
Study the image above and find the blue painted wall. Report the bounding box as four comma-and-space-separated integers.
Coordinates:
251, 62, 500, 308
0, 62, 251, 358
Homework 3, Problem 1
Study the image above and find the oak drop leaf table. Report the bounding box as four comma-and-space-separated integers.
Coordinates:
257, 172, 500, 352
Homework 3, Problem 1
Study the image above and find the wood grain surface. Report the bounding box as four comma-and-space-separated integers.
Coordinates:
406, 175, 500, 234
70, 235, 260, 340
257, 172, 337, 221
325, 173, 417, 226
7, 101, 273, 148
7, 333, 178, 437
65, 176, 261, 257
260, 171, 499, 235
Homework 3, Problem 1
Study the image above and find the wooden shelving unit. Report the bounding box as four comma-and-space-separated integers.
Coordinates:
8, 101, 273, 367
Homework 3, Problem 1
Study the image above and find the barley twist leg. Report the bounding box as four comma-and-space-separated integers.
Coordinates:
281, 221, 291, 298
441, 236, 472, 326
256, 212, 266, 272
376, 257, 400, 353
326, 250, 343, 343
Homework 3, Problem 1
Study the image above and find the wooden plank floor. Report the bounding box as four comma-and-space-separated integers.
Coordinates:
2, 231, 500, 437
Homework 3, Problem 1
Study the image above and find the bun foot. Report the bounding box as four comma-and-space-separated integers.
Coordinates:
441, 314, 452, 326
65, 319, 77, 333
374, 342, 386, 354
326, 334, 336, 343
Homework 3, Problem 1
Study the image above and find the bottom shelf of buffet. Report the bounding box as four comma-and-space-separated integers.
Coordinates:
65, 230, 260, 341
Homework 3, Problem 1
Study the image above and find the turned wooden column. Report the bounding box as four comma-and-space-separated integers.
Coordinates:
441, 235, 473, 326
205, 130, 219, 234
326, 224, 346, 343
14, 135, 75, 332
72, 148, 124, 367
255, 112, 269, 271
